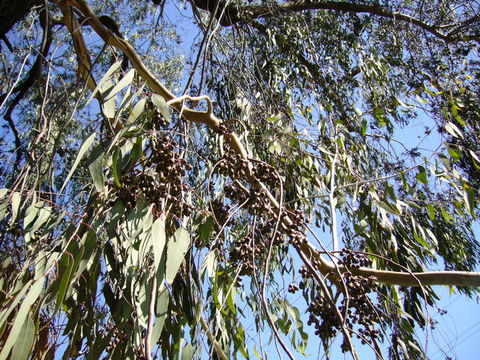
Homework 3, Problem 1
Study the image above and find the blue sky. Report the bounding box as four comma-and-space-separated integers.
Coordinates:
163, 2, 480, 359
5, 1, 477, 358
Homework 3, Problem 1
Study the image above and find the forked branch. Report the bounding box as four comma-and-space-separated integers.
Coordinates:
191, 0, 479, 43
63, 0, 480, 289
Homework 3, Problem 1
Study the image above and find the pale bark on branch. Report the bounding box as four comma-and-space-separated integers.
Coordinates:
63, 0, 480, 289
191, 0, 479, 43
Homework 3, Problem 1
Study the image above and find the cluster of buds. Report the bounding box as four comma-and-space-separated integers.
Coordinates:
338, 248, 372, 268
112, 135, 192, 225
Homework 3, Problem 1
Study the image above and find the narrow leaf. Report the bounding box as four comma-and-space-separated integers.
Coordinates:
60, 133, 96, 192
165, 227, 191, 284
104, 69, 135, 101
128, 97, 146, 124
87, 144, 105, 192
426, 204, 435, 221
151, 94, 171, 122
54, 254, 75, 314
85, 60, 122, 105
416, 166, 428, 184
0, 189, 7, 199
152, 218, 166, 270
9, 192, 21, 226
0, 278, 44, 360
112, 146, 122, 187
123, 136, 143, 173
444, 122, 464, 139
151, 290, 169, 347
11, 314, 35, 360
181, 343, 193, 360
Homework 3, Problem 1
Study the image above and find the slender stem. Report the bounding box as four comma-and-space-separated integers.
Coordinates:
329, 130, 339, 252
199, 316, 229, 360
144, 275, 157, 360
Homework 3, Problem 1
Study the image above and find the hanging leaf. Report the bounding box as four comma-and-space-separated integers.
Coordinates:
23, 201, 43, 230
9, 192, 21, 226
112, 146, 122, 187
103, 94, 117, 119
28, 207, 52, 233
60, 133, 96, 192
128, 98, 146, 123
152, 217, 166, 270
181, 342, 193, 360
444, 122, 464, 139
165, 227, 191, 284
85, 60, 122, 105
151, 94, 171, 122
123, 136, 143, 173
87, 144, 105, 193
53, 254, 75, 314
416, 166, 428, 184
11, 314, 35, 360
0, 278, 44, 360
426, 204, 435, 221
0, 189, 8, 199
104, 68, 135, 101
464, 185, 475, 216
150, 290, 169, 351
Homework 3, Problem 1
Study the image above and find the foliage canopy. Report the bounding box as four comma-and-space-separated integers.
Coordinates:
1, 0, 480, 359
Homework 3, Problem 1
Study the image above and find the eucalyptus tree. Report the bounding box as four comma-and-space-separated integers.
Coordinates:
0, 0, 479, 359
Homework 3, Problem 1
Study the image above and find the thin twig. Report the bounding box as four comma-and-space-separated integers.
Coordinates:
260, 167, 296, 360
144, 274, 157, 360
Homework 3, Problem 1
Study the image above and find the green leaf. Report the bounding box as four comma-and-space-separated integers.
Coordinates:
112, 146, 122, 187
54, 254, 75, 314
447, 145, 461, 160
123, 136, 143, 173
23, 201, 43, 230
128, 98, 146, 123
104, 68, 135, 101
198, 216, 213, 242
86, 330, 114, 360
151, 290, 169, 348
11, 314, 35, 360
375, 200, 399, 215
0, 201, 8, 221
9, 192, 21, 226
464, 186, 475, 216
266, 115, 279, 122
0, 278, 44, 360
60, 133, 96, 192
469, 150, 480, 169
0, 189, 8, 199
426, 204, 435, 221
440, 207, 454, 223
254, 346, 264, 359
152, 218, 166, 271
87, 144, 105, 193
28, 206, 52, 233
74, 229, 97, 279
103, 93, 117, 119
165, 227, 191, 284
181, 343, 193, 360
151, 94, 171, 122
361, 119, 367, 136
444, 122, 463, 139
201, 251, 217, 279
0, 280, 31, 329
85, 60, 122, 105
416, 166, 428, 184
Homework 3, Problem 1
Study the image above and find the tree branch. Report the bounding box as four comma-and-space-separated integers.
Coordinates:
191, 0, 479, 43
65, 0, 480, 289
0, 5, 52, 175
